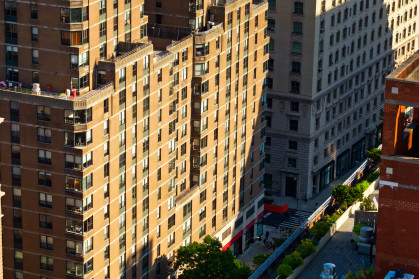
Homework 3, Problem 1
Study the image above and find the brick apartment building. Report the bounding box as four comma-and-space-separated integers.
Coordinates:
0, 0, 269, 278
375, 51, 419, 278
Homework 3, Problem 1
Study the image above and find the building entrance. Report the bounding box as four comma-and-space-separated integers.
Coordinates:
285, 177, 297, 197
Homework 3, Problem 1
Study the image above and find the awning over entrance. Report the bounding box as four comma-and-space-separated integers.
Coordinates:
264, 203, 288, 214
222, 231, 243, 251
246, 220, 255, 231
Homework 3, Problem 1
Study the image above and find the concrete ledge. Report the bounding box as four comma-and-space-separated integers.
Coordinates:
286, 253, 316, 279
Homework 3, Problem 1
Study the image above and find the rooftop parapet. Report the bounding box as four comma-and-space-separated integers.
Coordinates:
387, 50, 419, 83
0, 82, 114, 110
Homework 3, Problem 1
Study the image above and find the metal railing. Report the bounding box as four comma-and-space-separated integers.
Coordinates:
249, 147, 381, 279
249, 193, 333, 279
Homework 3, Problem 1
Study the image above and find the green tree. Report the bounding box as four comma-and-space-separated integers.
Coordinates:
367, 147, 381, 162
332, 184, 351, 207
348, 184, 364, 204
360, 197, 376, 211
174, 235, 251, 279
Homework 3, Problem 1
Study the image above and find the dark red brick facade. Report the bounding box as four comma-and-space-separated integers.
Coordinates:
375, 51, 419, 278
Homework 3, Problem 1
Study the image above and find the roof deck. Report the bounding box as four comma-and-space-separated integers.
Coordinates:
0, 82, 114, 110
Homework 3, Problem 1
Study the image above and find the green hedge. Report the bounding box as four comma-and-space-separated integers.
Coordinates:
253, 253, 271, 267
295, 239, 316, 259
282, 251, 304, 269
352, 223, 367, 236
367, 171, 380, 183
309, 221, 331, 238
332, 180, 372, 208
277, 264, 293, 279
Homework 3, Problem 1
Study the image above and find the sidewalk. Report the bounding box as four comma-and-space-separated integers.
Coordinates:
271, 165, 362, 212
236, 223, 287, 269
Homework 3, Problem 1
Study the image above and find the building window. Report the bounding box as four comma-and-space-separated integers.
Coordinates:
39, 193, 53, 208
291, 42, 302, 54
40, 256, 53, 271
38, 150, 52, 165
39, 214, 53, 229
290, 81, 300, 93
287, 158, 297, 168
5, 23, 18, 43
99, 0, 106, 15
66, 261, 83, 276
290, 101, 299, 112
293, 2, 303, 14
289, 140, 298, 150
290, 119, 298, 131
66, 240, 82, 256
37, 128, 51, 143
40, 235, 53, 250
199, 224, 206, 238
4, 0, 17, 20
6, 45, 18, 65
293, 22, 303, 34
124, 11, 131, 26
84, 258, 93, 274
30, 4, 38, 19
31, 26, 38, 42
291, 62, 301, 73
140, 24, 147, 38
37, 105, 51, 121
60, 7, 89, 23
6, 67, 19, 82
168, 214, 175, 230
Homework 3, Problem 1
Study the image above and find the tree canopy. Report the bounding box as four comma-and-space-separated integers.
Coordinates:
174, 235, 251, 279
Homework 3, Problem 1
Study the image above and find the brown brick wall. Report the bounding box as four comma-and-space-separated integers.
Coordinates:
375, 186, 419, 278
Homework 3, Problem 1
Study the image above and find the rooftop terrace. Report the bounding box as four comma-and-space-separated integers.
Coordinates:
0, 83, 114, 110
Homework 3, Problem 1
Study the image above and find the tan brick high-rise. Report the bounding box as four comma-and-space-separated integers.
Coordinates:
0, 0, 269, 278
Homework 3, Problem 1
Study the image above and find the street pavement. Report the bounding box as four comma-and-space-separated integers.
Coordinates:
263, 209, 312, 230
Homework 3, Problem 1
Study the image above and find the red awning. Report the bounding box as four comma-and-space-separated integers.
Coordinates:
246, 220, 255, 231
257, 212, 264, 220
264, 203, 288, 214
222, 231, 243, 251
